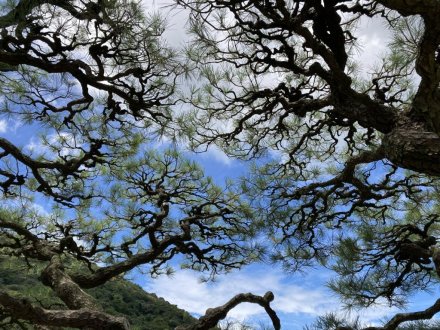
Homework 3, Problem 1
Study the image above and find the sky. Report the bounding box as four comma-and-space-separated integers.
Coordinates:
0, 1, 438, 329
1, 117, 438, 329
136, 2, 439, 329
135, 150, 437, 329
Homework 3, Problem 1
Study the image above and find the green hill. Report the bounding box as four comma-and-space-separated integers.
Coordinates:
0, 256, 196, 329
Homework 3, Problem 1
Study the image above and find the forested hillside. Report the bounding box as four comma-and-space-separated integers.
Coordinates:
0, 256, 195, 330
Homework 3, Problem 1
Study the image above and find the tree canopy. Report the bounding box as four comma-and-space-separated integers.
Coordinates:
1, 0, 440, 329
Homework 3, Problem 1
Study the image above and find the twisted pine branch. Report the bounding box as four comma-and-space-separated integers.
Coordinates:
0, 291, 129, 330
176, 291, 281, 330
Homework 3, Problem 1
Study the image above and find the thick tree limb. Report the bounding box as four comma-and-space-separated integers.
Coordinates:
176, 291, 281, 330
0, 290, 129, 330
410, 18, 440, 135
382, 124, 440, 175
41, 256, 99, 310
70, 233, 189, 288
377, 0, 440, 16
0, 216, 39, 243
332, 91, 398, 134
0, 0, 104, 28
356, 298, 440, 330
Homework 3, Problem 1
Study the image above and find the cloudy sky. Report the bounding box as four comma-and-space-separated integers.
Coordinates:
135, 1, 440, 329
0, 1, 437, 329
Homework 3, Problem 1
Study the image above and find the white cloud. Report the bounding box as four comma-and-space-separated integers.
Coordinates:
356, 32, 388, 71
328, 299, 400, 328
26, 137, 43, 153
148, 131, 234, 166
0, 120, 7, 133
143, 266, 340, 322
26, 132, 81, 158
145, 0, 190, 47
354, 16, 391, 74
143, 265, 417, 328
202, 144, 233, 166
0, 198, 49, 216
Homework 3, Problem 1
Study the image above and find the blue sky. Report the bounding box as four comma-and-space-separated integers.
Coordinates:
139, 2, 439, 328
2, 114, 439, 329
0, 113, 405, 329
1, 1, 438, 329
133, 146, 429, 329
137, 146, 440, 329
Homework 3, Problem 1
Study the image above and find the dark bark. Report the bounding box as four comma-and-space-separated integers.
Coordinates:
332, 90, 398, 134
359, 299, 440, 330
176, 291, 280, 330
174, 0, 440, 327
0, 291, 129, 330
377, 0, 440, 16
382, 124, 440, 175
41, 256, 99, 310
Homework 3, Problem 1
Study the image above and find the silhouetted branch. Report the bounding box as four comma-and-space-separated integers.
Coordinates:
177, 291, 280, 330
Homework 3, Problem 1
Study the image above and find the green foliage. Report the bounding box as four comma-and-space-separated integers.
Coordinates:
88, 281, 195, 330
0, 256, 196, 329
304, 313, 440, 330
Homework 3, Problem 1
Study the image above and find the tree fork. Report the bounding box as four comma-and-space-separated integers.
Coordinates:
41, 256, 102, 311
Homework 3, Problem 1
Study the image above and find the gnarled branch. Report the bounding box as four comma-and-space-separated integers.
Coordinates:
0, 291, 129, 330
177, 291, 280, 330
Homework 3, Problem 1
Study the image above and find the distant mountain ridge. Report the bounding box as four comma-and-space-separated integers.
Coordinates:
0, 256, 196, 329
